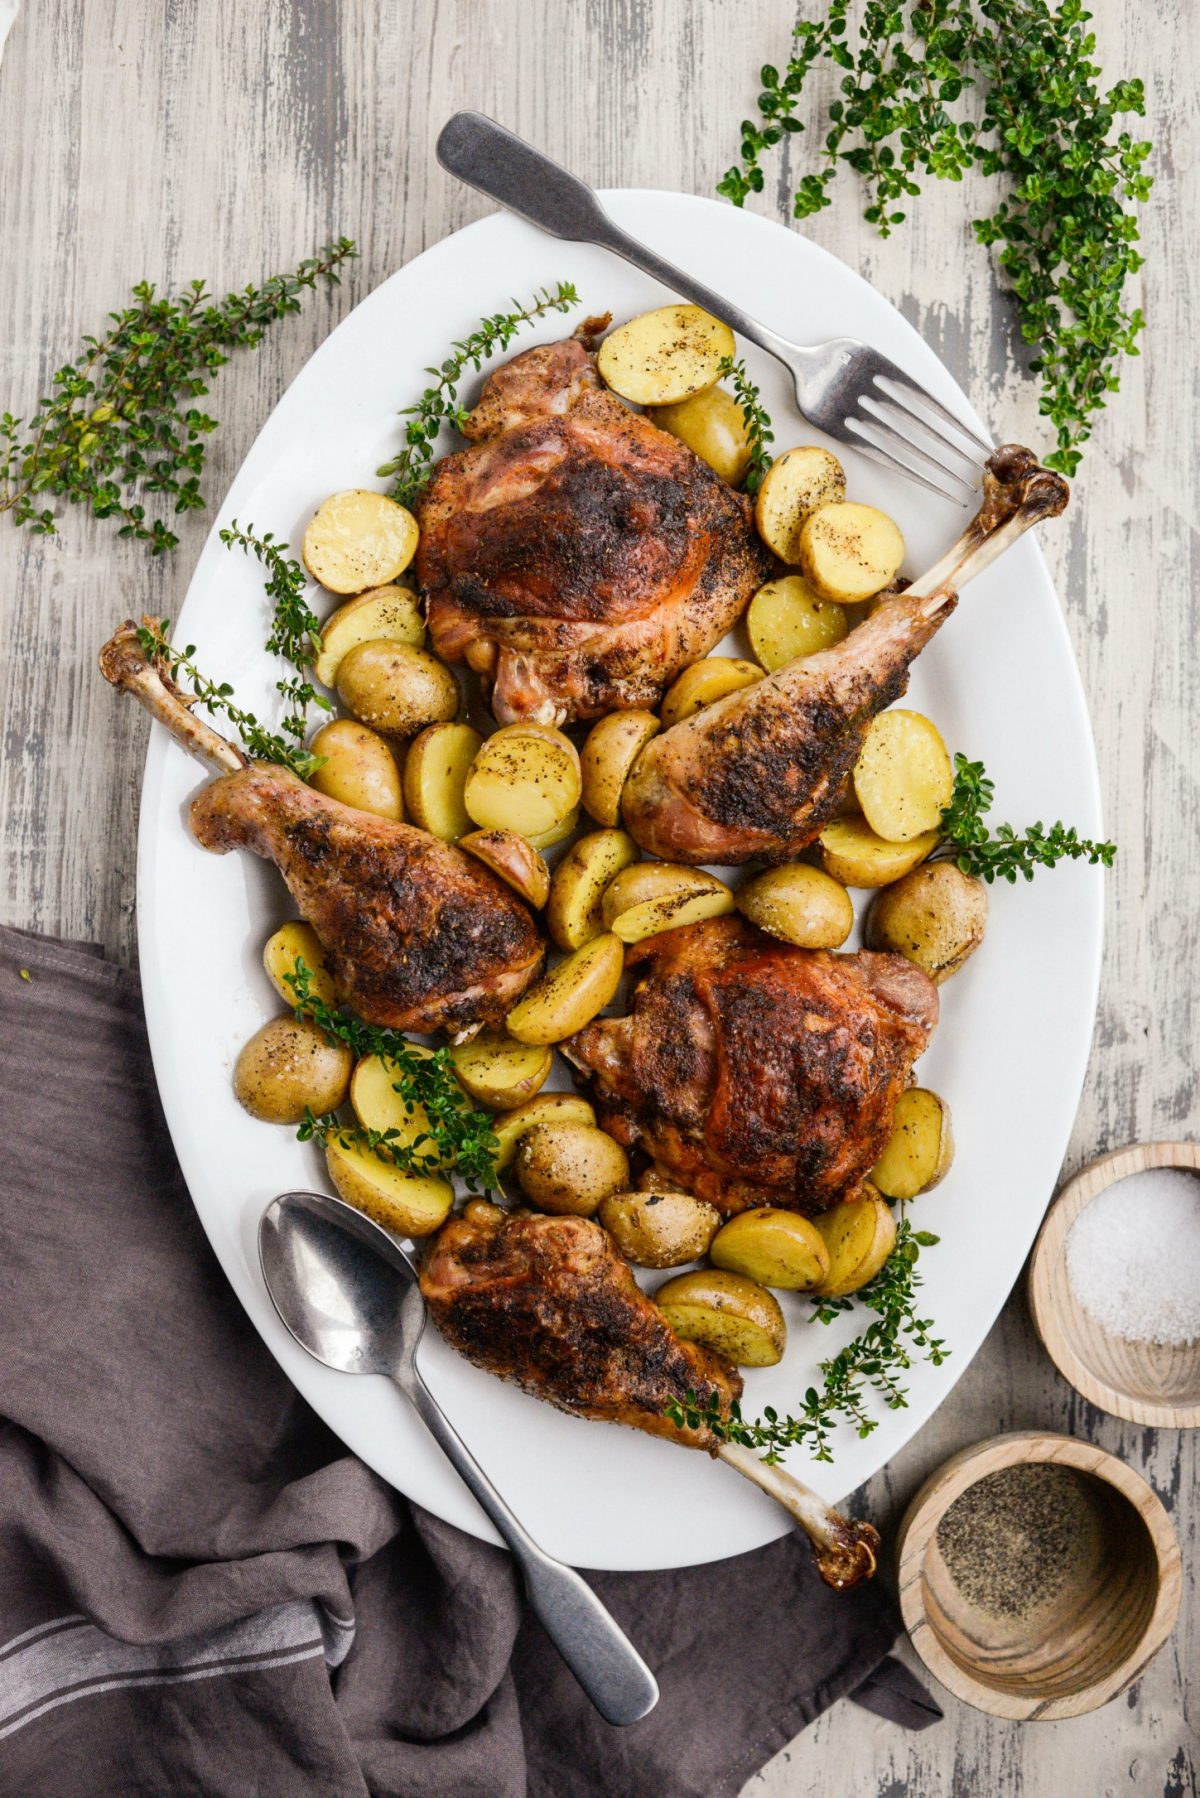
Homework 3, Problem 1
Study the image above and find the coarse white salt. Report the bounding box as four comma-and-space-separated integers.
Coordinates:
1065, 1168, 1200, 1345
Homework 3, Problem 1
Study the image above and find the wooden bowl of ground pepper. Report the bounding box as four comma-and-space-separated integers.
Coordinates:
896, 1432, 1181, 1719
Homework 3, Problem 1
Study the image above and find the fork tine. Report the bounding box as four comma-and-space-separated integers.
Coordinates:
872, 370, 992, 461
849, 438, 972, 506
860, 396, 982, 479
847, 412, 979, 499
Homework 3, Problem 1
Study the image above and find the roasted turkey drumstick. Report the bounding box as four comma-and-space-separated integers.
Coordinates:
422, 1206, 879, 1589
99, 620, 544, 1033
622, 445, 1069, 865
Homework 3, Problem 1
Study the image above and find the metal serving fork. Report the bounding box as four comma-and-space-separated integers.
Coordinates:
437, 112, 991, 504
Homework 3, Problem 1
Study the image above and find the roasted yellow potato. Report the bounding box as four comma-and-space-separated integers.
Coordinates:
598, 1188, 722, 1268
648, 385, 751, 485
746, 575, 848, 673
350, 1049, 452, 1170
654, 1268, 786, 1367
736, 864, 853, 949
309, 718, 404, 820
817, 815, 939, 888
709, 1208, 831, 1291
515, 1121, 630, 1217
463, 725, 582, 839
402, 721, 482, 840
610, 883, 735, 945
853, 709, 953, 843
597, 305, 735, 407
600, 860, 727, 928
233, 1015, 352, 1124
262, 920, 337, 1009
506, 933, 625, 1045
460, 829, 551, 908
811, 1191, 897, 1298
492, 1093, 597, 1169
754, 446, 847, 563
336, 641, 459, 740
580, 710, 661, 827
660, 656, 761, 729
865, 860, 988, 983
302, 490, 419, 595
798, 501, 904, 604
325, 1139, 453, 1237
527, 806, 581, 851
546, 829, 639, 950
313, 584, 425, 688
449, 1031, 553, 1111
870, 1088, 955, 1200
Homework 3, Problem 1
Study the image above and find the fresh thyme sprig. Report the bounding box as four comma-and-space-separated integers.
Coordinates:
716, 355, 774, 495
285, 959, 501, 1192
2, 240, 356, 549
219, 520, 331, 748
377, 282, 580, 508
298, 1108, 450, 1181
133, 620, 323, 779
718, 2, 1152, 476
668, 1217, 946, 1463
939, 752, 1116, 883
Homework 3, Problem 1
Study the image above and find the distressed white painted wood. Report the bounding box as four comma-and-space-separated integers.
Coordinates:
0, 3, 1193, 1792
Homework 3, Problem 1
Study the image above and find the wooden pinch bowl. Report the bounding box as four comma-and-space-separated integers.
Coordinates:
1028, 1141, 1200, 1426
896, 1433, 1180, 1719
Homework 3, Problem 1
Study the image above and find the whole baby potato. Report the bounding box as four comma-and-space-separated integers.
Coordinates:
492, 1092, 597, 1170
649, 385, 752, 485
335, 639, 459, 739
709, 1208, 832, 1291
515, 1121, 631, 1217
233, 1015, 352, 1124
865, 860, 988, 983
736, 863, 853, 949
309, 718, 404, 819
598, 1189, 722, 1268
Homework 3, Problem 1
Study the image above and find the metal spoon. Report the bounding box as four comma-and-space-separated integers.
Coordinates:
258, 1190, 659, 1726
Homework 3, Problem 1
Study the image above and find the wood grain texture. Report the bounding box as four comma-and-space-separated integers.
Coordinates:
0, 2, 1195, 1792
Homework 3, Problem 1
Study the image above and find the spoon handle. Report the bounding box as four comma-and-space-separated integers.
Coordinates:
401, 1369, 659, 1726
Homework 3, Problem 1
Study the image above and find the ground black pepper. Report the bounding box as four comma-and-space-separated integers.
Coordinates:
935, 1463, 1095, 1620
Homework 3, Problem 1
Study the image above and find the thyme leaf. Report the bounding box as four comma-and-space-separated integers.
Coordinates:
219, 520, 331, 748
716, 355, 775, 495
939, 752, 1116, 882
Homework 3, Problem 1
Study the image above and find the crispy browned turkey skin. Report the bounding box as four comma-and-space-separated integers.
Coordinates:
416, 334, 770, 725
566, 915, 938, 1215
421, 1208, 742, 1450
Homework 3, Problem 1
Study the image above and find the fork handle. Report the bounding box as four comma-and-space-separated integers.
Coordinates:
436, 112, 796, 367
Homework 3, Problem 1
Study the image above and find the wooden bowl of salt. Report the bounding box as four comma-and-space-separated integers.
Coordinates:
1028, 1141, 1200, 1425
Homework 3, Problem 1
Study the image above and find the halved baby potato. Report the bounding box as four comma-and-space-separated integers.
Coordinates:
648, 385, 751, 485
709, 1208, 831, 1291
660, 656, 761, 729
351, 1049, 453, 1169
403, 721, 482, 840
302, 490, 419, 595
263, 920, 337, 1009
817, 815, 939, 888
325, 1138, 453, 1236
460, 829, 551, 908
598, 1188, 722, 1269
464, 725, 582, 840
853, 709, 954, 843
547, 829, 639, 950
610, 883, 735, 945
798, 501, 905, 604
736, 863, 853, 949
336, 641, 459, 740
811, 1190, 897, 1298
597, 305, 735, 407
528, 806, 582, 851
309, 718, 404, 820
492, 1092, 597, 1170
746, 575, 848, 673
870, 1088, 955, 1201
233, 1015, 352, 1125
601, 861, 727, 929
506, 933, 625, 1045
515, 1121, 630, 1217
865, 860, 988, 983
313, 583, 425, 688
449, 1032, 553, 1112
654, 1268, 786, 1367
754, 446, 847, 563
580, 710, 661, 826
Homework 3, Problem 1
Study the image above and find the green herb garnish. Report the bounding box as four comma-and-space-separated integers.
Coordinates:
939, 753, 1115, 882
669, 1217, 946, 1463
2, 240, 356, 549
285, 959, 500, 1192
220, 520, 331, 751
717, 355, 774, 496
718, 2, 1152, 476
377, 282, 580, 508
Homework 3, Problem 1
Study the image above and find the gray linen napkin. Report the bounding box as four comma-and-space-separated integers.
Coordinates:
0, 924, 938, 1797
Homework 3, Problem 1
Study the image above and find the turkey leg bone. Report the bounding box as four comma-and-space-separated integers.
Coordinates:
717, 1440, 879, 1589
621, 445, 1069, 866
99, 617, 249, 775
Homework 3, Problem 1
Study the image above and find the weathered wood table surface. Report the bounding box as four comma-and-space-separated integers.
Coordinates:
1, 3, 1194, 1793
